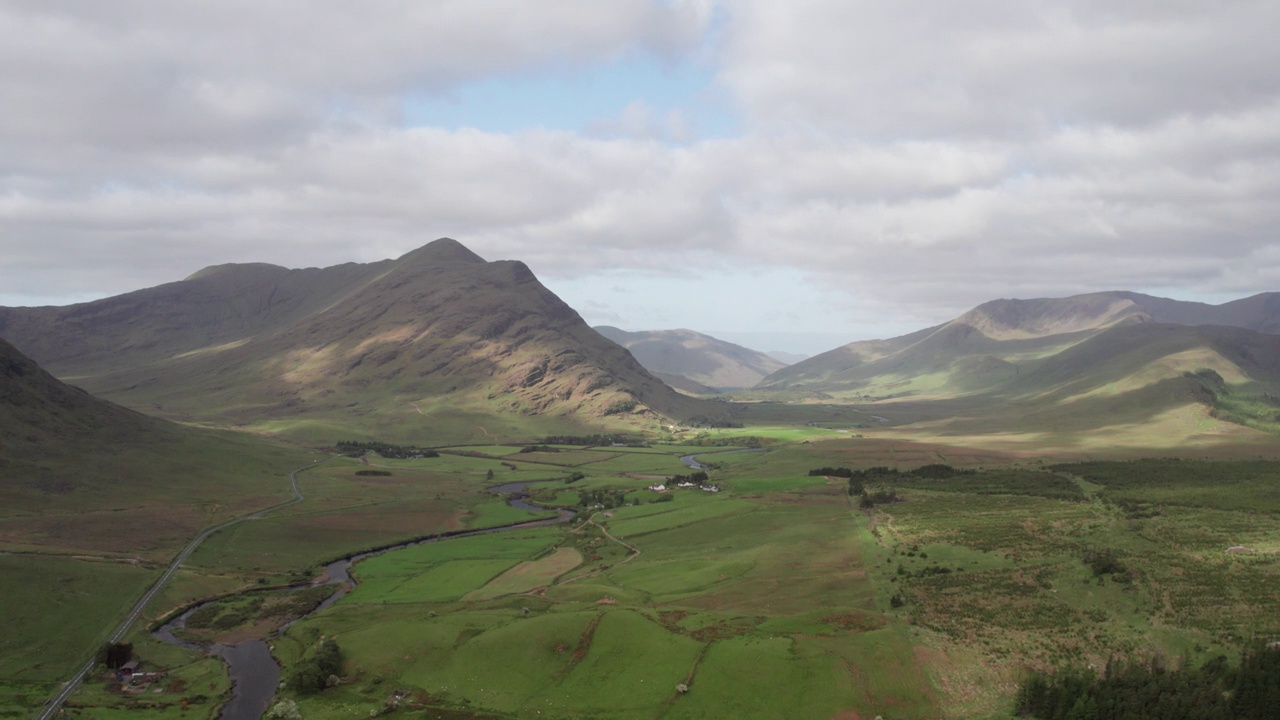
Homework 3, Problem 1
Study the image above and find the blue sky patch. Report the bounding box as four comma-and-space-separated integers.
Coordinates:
400, 53, 739, 141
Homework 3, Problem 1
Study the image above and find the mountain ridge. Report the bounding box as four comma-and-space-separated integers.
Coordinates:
0, 239, 718, 441
593, 325, 786, 391
756, 290, 1280, 435
762, 290, 1280, 394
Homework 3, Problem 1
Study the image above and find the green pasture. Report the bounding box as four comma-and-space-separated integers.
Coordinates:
464, 498, 556, 527
187, 493, 470, 575
31, 424, 1280, 720
186, 457, 559, 575
575, 452, 695, 475
0, 555, 156, 685
725, 473, 828, 494
370, 453, 514, 475
681, 447, 768, 467
602, 494, 753, 539
679, 424, 841, 443
540, 489, 581, 506
503, 449, 621, 466
341, 527, 560, 605
466, 547, 583, 600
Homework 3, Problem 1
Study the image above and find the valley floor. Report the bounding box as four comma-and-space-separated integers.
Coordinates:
14, 427, 1280, 719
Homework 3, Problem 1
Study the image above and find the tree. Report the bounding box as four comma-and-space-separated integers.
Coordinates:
96, 642, 132, 669
266, 699, 303, 719
286, 639, 343, 695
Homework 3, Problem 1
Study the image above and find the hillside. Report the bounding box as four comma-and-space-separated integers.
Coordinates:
0, 337, 311, 555
755, 291, 1280, 439
760, 291, 1280, 396
0, 336, 167, 451
593, 326, 787, 391
0, 239, 720, 442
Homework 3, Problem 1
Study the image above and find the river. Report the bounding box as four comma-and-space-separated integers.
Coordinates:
679, 447, 766, 470
154, 482, 570, 720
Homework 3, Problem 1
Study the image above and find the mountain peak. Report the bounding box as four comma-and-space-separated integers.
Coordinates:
397, 237, 486, 266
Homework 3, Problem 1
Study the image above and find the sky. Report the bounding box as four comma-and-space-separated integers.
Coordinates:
3, 1, 1280, 356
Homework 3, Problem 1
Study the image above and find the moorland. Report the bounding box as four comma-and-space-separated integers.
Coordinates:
3, 239, 1279, 720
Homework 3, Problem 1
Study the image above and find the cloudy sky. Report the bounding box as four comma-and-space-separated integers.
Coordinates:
3, 1, 1279, 355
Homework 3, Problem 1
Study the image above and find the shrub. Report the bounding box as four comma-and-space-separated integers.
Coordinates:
287, 639, 343, 695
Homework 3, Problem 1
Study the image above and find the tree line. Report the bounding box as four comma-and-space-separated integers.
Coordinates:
538, 434, 646, 446
1016, 644, 1280, 719
334, 440, 438, 459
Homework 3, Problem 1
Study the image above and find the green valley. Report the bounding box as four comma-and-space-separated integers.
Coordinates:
4, 244, 1280, 720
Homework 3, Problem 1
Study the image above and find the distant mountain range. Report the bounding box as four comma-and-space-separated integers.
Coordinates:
4, 240, 1278, 443
0, 239, 717, 442
758, 291, 1280, 434
593, 326, 787, 391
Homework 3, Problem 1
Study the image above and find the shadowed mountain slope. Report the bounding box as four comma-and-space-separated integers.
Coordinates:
593, 326, 787, 390
0, 337, 313, 556
0, 336, 168, 451
0, 239, 717, 441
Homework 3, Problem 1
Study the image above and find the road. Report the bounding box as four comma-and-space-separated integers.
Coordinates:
36, 457, 330, 720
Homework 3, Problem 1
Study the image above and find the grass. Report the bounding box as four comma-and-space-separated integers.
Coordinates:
602, 495, 753, 539
0, 431, 314, 562
466, 547, 583, 600
464, 498, 556, 527
32, 428, 1280, 720
0, 556, 157, 684
341, 527, 561, 605
60, 638, 231, 720
573, 452, 696, 475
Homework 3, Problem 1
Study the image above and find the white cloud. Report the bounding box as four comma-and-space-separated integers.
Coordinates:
719, 0, 1280, 138
2, 1, 1279, 343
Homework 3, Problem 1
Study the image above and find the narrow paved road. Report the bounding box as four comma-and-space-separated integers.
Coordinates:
36, 458, 331, 720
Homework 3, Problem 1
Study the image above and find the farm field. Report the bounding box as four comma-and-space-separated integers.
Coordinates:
0, 555, 158, 714
29, 430, 1280, 720
239, 441, 1279, 719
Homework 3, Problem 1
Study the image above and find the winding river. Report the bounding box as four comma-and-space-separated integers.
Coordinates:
153, 482, 571, 720
680, 447, 766, 470
154, 456, 761, 719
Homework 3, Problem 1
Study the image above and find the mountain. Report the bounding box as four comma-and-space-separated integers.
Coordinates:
766, 351, 808, 365
0, 239, 719, 442
593, 326, 786, 391
0, 336, 312, 555
760, 291, 1280, 395
756, 291, 1280, 435
0, 336, 168, 451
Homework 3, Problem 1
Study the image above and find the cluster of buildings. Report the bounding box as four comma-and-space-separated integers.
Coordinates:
647, 481, 719, 493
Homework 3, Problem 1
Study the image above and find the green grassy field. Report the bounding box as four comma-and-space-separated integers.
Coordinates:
24, 429, 1280, 720
253, 446, 947, 719
0, 554, 158, 713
